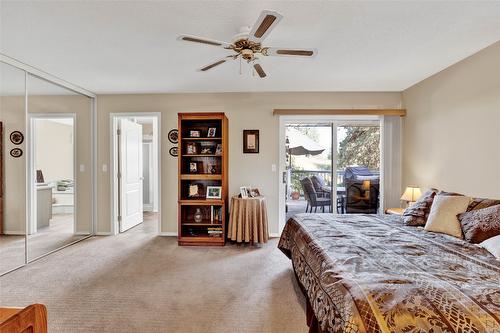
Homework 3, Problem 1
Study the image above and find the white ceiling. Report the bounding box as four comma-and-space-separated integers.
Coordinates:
1, 1, 500, 94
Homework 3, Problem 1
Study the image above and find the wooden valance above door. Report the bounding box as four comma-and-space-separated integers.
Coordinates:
273, 109, 406, 117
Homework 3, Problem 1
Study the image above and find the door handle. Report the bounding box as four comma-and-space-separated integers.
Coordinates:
282, 172, 287, 184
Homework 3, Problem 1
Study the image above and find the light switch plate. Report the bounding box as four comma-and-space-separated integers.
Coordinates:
271, 164, 276, 172
102, 164, 108, 172
80, 164, 85, 172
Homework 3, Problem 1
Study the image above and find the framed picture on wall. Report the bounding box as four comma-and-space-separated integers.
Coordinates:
243, 130, 259, 153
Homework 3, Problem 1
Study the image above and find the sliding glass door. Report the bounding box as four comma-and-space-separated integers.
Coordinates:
283, 119, 381, 221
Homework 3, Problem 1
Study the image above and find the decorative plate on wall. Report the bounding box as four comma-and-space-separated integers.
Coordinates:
10, 131, 24, 145
168, 129, 178, 143
10, 148, 23, 158
169, 147, 178, 157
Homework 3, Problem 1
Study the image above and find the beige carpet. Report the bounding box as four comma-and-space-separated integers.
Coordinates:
0, 215, 307, 332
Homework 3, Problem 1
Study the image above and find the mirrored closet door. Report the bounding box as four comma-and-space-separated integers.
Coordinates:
26, 75, 93, 261
0, 62, 27, 274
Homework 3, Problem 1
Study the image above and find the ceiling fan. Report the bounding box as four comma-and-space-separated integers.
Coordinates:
177, 10, 317, 78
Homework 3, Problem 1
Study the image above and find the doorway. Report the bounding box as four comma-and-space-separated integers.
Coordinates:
28, 115, 84, 260
279, 117, 382, 230
111, 114, 161, 235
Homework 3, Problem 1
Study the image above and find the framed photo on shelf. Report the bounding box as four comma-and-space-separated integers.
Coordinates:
189, 129, 201, 138
243, 130, 259, 153
188, 184, 202, 198
189, 162, 198, 173
207, 127, 217, 137
186, 142, 198, 155
206, 186, 222, 199
215, 144, 222, 155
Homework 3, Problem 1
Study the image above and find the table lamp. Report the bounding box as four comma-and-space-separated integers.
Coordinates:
400, 186, 422, 207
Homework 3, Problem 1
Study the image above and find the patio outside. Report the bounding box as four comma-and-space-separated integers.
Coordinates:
285, 124, 380, 220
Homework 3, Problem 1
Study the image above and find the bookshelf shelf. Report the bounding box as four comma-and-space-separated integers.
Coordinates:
178, 113, 228, 246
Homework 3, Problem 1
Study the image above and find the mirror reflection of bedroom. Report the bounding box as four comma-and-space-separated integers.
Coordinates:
29, 117, 81, 260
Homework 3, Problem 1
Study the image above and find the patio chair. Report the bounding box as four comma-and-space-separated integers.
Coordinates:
310, 175, 331, 198
300, 178, 331, 213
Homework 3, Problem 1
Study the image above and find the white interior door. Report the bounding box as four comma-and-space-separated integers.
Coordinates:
119, 119, 143, 232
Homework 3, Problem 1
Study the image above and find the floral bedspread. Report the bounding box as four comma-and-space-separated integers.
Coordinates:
278, 213, 500, 333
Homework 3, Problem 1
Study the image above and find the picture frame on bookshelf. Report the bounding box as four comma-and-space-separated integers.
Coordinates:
189, 162, 198, 173
189, 129, 201, 138
215, 143, 222, 155
186, 142, 198, 155
243, 130, 259, 153
188, 184, 203, 198
207, 127, 217, 137
206, 186, 222, 199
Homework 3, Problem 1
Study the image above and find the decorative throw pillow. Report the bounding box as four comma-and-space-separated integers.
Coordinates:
402, 188, 438, 226
458, 204, 500, 243
467, 198, 500, 212
424, 195, 471, 238
480, 235, 500, 259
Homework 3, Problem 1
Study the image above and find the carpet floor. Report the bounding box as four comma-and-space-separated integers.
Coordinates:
0, 216, 306, 332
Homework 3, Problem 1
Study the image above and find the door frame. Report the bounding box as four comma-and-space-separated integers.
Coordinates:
278, 115, 383, 234
110, 112, 162, 235
28, 113, 77, 235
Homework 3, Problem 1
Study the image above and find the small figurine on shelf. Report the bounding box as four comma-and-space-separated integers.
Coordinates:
194, 208, 203, 223
209, 164, 217, 174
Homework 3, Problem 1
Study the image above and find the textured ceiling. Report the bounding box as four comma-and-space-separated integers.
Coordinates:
1, 1, 500, 94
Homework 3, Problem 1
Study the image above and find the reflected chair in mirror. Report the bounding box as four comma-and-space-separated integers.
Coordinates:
345, 179, 380, 214
300, 178, 331, 213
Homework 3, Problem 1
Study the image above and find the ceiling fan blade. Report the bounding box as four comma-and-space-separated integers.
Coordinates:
178, 34, 233, 48
263, 47, 317, 57
198, 57, 234, 72
248, 10, 283, 43
253, 63, 267, 78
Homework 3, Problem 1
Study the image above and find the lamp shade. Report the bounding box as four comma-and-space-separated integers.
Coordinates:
400, 186, 422, 202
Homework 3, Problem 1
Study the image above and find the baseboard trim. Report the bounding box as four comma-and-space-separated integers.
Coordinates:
95, 232, 112, 236
269, 233, 280, 238
159, 232, 177, 236
2, 230, 25, 235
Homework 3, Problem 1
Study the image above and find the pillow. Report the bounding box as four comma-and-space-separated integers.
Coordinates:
458, 204, 500, 243
467, 197, 500, 212
402, 188, 438, 226
424, 195, 471, 238
480, 235, 500, 259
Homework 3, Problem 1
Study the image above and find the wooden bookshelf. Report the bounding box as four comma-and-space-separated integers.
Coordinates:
178, 113, 228, 246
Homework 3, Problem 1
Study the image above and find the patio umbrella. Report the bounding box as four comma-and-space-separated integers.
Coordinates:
286, 127, 325, 156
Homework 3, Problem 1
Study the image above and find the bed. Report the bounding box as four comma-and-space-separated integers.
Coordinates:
278, 213, 500, 333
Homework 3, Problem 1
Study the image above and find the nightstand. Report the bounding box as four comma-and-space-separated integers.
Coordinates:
385, 208, 404, 215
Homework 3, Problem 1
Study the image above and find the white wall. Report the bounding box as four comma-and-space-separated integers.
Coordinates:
97, 92, 402, 235
402, 41, 500, 199
35, 119, 73, 183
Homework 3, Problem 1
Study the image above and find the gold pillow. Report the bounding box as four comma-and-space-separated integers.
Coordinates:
424, 195, 471, 238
